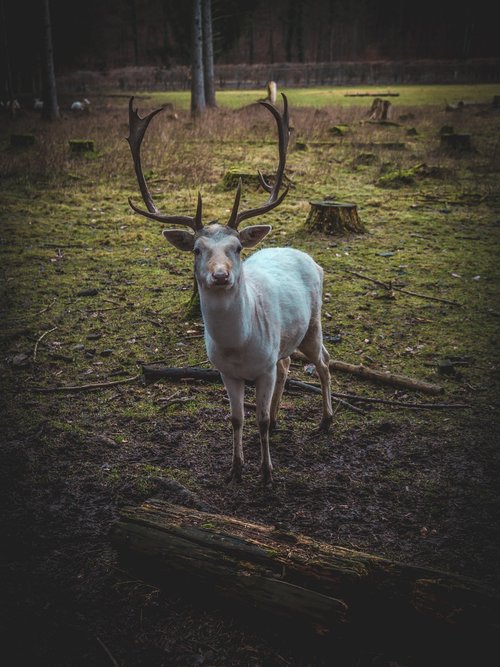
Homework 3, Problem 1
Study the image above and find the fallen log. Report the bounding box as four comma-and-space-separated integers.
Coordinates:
292, 352, 444, 395
111, 500, 499, 658
144, 358, 443, 396
141, 364, 364, 413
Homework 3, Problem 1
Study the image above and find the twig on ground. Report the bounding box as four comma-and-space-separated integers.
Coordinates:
286, 379, 367, 414
96, 637, 119, 667
346, 268, 462, 306
291, 380, 471, 410
33, 326, 58, 362
29, 374, 140, 393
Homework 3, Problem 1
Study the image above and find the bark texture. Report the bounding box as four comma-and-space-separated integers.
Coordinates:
111, 500, 500, 653
304, 201, 365, 235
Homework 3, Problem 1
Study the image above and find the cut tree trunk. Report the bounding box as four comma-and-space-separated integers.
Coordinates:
111, 500, 500, 657
368, 97, 392, 121
440, 132, 472, 151
304, 201, 365, 235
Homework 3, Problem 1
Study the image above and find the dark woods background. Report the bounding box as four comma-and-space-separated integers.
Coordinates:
2, 0, 498, 95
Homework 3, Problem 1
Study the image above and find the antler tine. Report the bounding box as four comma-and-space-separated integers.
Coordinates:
227, 93, 290, 229
227, 179, 242, 228
127, 97, 203, 231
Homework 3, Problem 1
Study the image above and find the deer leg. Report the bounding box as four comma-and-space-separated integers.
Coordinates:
255, 368, 277, 488
270, 356, 291, 432
221, 374, 245, 483
298, 325, 333, 432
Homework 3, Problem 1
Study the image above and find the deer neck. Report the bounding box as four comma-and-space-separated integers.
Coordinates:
198, 271, 253, 349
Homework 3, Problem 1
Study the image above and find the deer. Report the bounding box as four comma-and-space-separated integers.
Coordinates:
126, 94, 333, 488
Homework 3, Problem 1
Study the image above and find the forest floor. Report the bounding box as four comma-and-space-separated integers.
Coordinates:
1, 88, 499, 665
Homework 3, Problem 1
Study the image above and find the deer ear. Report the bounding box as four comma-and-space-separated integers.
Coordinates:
239, 224, 272, 248
162, 229, 195, 252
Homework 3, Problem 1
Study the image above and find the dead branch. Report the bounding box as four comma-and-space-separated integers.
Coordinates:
141, 366, 463, 413
346, 269, 462, 307
29, 374, 140, 393
143, 364, 364, 413
290, 380, 470, 410
33, 326, 58, 362
286, 379, 367, 414
96, 637, 119, 667
292, 352, 444, 395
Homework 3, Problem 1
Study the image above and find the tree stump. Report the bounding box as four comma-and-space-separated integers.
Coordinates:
69, 139, 95, 153
266, 80, 277, 104
111, 500, 500, 658
368, 97, 392, 121
10, 134, 36, 148
222, 168, 264, 190
440, 133, 472, 151
304, 200, 365, 235
183, 277, 201, 320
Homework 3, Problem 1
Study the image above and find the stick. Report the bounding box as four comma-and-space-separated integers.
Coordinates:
143, 365, 364, 413
96, 637, 119, 667
292, 352, 444, 395
290, 380, 470, 410
145, 366, 461, 415
33, 326, 58, 362
346, 269, 462, 307
29, 375, 140, 393
286, 379, 367, 414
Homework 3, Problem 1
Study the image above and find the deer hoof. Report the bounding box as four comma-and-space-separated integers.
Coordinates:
225, 463, 243, 485
318, 416, 333, 433
260, 467, 273, 490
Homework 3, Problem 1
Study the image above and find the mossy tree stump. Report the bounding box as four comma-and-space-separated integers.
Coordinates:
69, 139, 95, 153
184, 277, 201, 319
305, 200, 365, 235
222, 167, 275, 191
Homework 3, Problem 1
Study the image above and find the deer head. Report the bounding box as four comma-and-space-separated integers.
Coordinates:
127, 95, 290, 288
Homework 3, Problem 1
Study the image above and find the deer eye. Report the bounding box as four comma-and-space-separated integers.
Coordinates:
194, 247, 201, 256
236, 245, 242, 254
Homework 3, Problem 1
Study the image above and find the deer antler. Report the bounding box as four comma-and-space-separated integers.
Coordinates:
227, 93, 290, 229
127, 97, 203, 231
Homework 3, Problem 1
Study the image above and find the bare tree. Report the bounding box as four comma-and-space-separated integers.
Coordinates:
41, 0, 59, 121
128, 0, 139, 66
191, 0, 205, 115
202, 0, 216, 107
0, 0, 15, 115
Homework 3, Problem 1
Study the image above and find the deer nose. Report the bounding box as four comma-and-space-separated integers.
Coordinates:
211, 269, 230, 285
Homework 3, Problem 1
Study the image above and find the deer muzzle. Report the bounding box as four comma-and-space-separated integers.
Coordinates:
210, 268, 231, 286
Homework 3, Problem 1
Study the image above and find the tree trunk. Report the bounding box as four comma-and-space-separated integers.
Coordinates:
202, 0, 216, 107
0, 0, 16, 117
111, 500, 500, 659
368, 97, 392, 121
191, 0, 206, 116
41, 0, 59, 121
304, 201, 365, 235
440, 133, 472, 151
184, 275, 201, 320
129, 0, 139, 66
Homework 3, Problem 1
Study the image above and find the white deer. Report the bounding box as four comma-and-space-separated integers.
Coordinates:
126, 94, 333, 487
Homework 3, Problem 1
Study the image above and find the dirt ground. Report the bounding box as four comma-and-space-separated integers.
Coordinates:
2, 387, 499, 666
